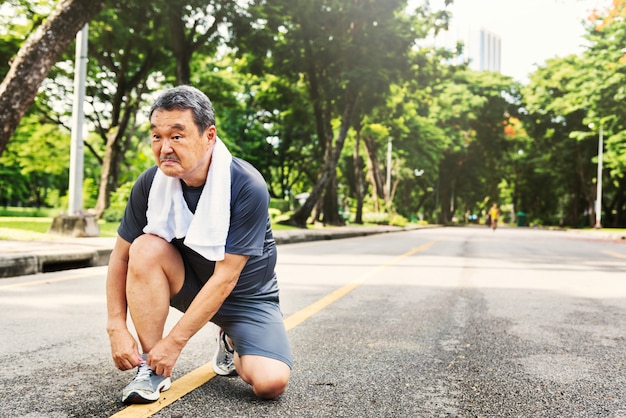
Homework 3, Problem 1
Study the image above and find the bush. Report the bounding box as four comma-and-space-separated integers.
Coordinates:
103, 182, 134, 222
269, 198, 290, 213
362, 212, 390, 225
268, 207, 282, 221
389, 213, 409, 227
361, 212, 410, 227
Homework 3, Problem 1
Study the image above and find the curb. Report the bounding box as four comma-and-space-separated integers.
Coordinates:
0, 248, 112, 278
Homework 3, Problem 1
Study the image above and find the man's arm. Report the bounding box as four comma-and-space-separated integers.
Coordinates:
146, 252, 249, 377
106, 235, 142, 371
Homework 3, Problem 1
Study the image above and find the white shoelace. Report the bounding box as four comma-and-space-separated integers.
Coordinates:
134, 361, 152, 381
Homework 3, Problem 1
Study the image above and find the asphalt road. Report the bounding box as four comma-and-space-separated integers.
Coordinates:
1, 226, 625, 417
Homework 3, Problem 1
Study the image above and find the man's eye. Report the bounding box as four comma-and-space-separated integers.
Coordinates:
152, 135, 161, 141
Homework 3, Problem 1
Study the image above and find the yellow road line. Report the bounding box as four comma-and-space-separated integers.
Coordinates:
111, 364, 217, 418
283, 239, 438, 331
109, 239, 437, 418
105, 238, 438, 418
603, 250, 626, 260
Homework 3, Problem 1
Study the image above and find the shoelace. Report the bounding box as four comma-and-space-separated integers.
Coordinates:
134, 361, 153, 382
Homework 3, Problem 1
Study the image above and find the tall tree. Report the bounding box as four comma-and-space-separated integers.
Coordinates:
233, 0, 415, 227
581, 0, 626, 226
522, 55, 596, 226
0, 0, 107, 157
88, 1, 167, 217
163, 0, 235, 85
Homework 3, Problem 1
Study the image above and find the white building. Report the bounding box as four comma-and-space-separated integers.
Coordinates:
442, 19, 502, 73
418, 0, 502, 73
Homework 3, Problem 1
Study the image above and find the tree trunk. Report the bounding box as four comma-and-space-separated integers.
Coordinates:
0, 0, 106, 157
94, 126, 121, 217
322, 172, 344, 226
287, 92, 359, 228
363, 135, 385, 201
168, 3, 192, 85
354, 127, 364, 224
574, 142, 595, 227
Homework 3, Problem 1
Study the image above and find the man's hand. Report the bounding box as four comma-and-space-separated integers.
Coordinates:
108, 327, 142, 371
146, 336, 185, 377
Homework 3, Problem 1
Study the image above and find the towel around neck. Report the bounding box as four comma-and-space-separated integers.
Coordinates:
143, 136, 232, 261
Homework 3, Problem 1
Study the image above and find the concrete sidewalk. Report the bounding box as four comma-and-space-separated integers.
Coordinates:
0, 225, 421, 278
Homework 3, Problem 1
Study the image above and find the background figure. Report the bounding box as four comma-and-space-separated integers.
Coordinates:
489, 203, 500, 230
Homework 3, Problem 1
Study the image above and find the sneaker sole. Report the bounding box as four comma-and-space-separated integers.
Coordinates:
121, 377, 171, 404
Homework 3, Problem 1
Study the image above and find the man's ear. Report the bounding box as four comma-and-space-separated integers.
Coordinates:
206, 125, 217, 143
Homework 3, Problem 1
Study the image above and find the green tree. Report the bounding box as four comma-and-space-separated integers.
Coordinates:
579, 0, 626, 226
233, 0, 417, 227
522, 55, 597, 226
0, 0, 106, 157
426, 69, 519, 223
1, 115, 70, 207
82, 1, 171, 217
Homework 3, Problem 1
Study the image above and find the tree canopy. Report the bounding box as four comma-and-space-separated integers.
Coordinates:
1, 0, 625, 228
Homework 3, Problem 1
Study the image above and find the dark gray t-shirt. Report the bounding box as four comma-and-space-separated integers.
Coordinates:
118, 158, 279, 300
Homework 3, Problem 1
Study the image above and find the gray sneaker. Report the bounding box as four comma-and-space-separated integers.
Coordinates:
211, 328, 237, 376
121, 354, 171, 404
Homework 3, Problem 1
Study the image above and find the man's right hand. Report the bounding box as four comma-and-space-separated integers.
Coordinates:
107, 327, 142, 371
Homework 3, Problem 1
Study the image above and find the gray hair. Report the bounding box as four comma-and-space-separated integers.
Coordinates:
149, 85, 216, 133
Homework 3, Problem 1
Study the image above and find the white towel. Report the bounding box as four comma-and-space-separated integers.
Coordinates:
143, 136, 232, 261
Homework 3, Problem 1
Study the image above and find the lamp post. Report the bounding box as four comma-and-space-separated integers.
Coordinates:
595, 123, 603, 229
68, 24, 88, 216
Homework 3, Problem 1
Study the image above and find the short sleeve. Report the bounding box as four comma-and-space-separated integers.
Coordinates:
117, 166, 158, 243
225, 159, 270, 256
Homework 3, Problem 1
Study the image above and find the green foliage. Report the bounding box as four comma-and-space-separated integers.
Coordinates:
0, 207, 60, 217
362, 212, 389, 225
102, 181, 133, 222
0, 115, 70, 207
269, 198, 290, 213
3, 0, 626, 228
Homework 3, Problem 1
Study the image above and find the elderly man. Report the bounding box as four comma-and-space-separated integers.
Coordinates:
106, 85, 291, 404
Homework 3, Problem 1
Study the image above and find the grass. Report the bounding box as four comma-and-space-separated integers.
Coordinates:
0, 212, 298, 241
0, 207, 61, 218
0, 216, 120, 240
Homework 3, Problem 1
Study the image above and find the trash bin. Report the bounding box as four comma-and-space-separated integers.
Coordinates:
516, 212, 527, 227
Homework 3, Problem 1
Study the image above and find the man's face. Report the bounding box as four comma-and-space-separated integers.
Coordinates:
150, 108, 215, 186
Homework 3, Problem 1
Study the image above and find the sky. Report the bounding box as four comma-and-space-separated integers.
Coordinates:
429, 0, 613, 82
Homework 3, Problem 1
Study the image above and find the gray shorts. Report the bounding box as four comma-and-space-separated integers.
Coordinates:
169, 246, 292, 369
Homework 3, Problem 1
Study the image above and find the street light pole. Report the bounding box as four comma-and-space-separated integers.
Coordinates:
68, 24, 88, 216
49, 24, 99, 237
595, 123, 603, 229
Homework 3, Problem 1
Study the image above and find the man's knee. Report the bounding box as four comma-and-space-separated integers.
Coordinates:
128, 235, 180, 276
251, 370, 290, 400
127, 235, 184, 295
238, 356, 290, 399
128, 234, 170, 266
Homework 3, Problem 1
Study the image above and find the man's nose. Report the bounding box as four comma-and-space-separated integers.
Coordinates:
161, 138, 174, 152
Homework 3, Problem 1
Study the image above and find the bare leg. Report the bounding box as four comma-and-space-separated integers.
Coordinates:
126, 234, 185, 353
234, 354, 290, 399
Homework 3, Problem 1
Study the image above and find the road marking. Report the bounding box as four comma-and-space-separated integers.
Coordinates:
283, 239, 438, 331
72, 238, 434, 418
109, 239, 438, 418
603, 250, 626, 260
